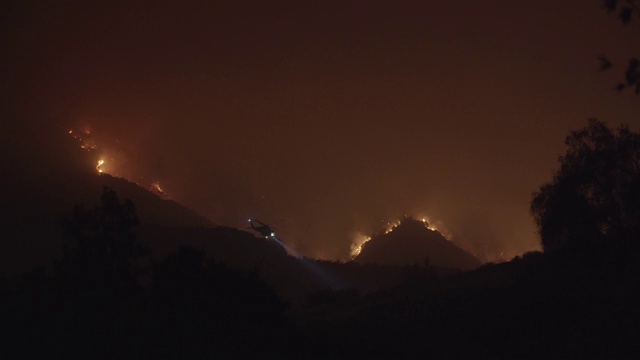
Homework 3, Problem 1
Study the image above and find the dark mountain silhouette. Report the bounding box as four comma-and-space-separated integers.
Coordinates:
0, 164, 441, 301
354, 217, 481, 271
135, 224, 465, 306
3, 170, 212, 229
0, 131, 474, 292
2, 142, 638, 358
0, 166, 212, 274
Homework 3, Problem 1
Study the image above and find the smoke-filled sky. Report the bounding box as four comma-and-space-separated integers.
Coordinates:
1, 0, 639, 261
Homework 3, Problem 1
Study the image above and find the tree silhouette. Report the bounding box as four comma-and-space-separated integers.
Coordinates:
531, 120, 640, 257
53, 187, 149, 356
6, 188, 291, 357
599, 0, 640, 93
57, 186, 148, 292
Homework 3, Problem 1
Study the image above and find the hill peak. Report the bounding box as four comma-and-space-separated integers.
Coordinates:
354, 217, 481, 271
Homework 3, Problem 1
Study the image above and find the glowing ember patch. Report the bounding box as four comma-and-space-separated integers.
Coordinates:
68, 128, 97, 151
418, 215, 452, 239
384, 220, 401, 234
421, 218, 437, 231
96, 159, 104, 173
149, 181, 168, 198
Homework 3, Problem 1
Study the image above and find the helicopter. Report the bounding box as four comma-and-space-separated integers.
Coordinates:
247, 219, 279, 239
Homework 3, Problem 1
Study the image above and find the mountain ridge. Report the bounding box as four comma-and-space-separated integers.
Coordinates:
354, 217, 481, 271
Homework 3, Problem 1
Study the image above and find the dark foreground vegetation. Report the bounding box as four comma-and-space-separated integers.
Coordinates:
2, 121, 640, 358
1, 188, 289, 358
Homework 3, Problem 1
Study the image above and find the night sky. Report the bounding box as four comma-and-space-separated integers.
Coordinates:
2, 0, 639, 261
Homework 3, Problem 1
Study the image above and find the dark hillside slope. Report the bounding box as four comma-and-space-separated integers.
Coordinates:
0, 167, 211, 274
299, 252, 640, 358
0, 166, 455, 300
137, 225, 456, 303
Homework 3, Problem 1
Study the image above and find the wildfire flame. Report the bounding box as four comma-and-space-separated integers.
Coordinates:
417, 215, 453, 240
68, 128, 97, 151
350, 233, 372, 258
67, 128, 171, 198
421, 218, 439, 232
349, 215, 452, 259
149, 181, 168, 198
96, 159, 105, 174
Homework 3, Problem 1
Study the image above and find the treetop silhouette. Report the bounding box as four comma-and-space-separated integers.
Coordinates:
531, 120, 640, 257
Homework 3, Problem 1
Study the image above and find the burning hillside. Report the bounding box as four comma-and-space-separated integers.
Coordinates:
67, 126, 169, 199
350, 216, 451, 259
353, 217, 481, 270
